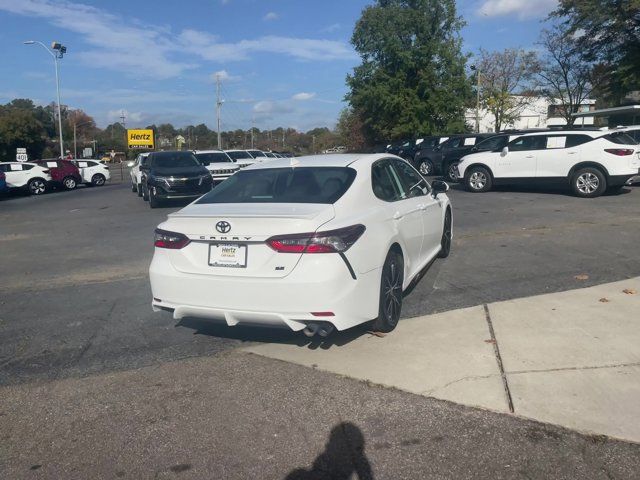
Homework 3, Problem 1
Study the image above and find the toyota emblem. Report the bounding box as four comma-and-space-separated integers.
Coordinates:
216, 221, 231, 233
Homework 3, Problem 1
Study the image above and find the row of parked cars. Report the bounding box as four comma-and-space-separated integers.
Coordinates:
128, 149, 290, 208
387, 126, 640, 198
0, 158, 111, 196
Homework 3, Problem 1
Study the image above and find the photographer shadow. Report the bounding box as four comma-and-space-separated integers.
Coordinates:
285, 422, 374, 480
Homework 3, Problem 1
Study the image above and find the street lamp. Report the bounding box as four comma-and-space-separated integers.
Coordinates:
73, 120, 94, 158
24, 40, 67, 158
470, 64, 481, 134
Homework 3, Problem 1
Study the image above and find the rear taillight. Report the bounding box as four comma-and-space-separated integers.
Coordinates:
0, 172, 5, 179
604, 148, 635, 156
42, 169, 50, 174
266, 224, 366, 254
104, 166, 109, 170
154, 229, 191, 249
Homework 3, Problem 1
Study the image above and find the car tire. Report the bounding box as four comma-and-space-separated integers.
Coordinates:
418, 160, 434, 176
131, 181, 137, 192
62, 176, 77, 190
137, 183, 143, 197
437, 209, 452, 258
142, 183, 149, 201
446, 162, 459, 183
371, 249, 404, 333
571, 167, 607, 198
92, 174, 106, 186
465, 166, 492, 193
27, 178, 47, 196
148, 187, 161, 208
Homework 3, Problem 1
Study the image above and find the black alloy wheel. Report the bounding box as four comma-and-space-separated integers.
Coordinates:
372, 250, 404, 333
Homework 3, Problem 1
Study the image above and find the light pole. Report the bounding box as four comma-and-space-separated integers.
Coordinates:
470, 64, 481, 133
73, 120, 94, 158
24, 40, 67, 158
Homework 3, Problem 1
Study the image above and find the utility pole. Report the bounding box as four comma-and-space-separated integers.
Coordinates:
312, 135, 316, 154
216, 74, 222, 149
251, 114, 255, 149
120, 110, 126, 129
471, 64, 481, 133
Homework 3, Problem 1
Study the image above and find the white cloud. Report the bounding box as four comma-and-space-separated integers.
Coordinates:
478, 0, 557, 19
0, 0, 356, 79
253, 101, 294, 115
263, 12, 278, 21
211, 70, 240, 82
321, 23, 341, 33
292, 92, 316, 101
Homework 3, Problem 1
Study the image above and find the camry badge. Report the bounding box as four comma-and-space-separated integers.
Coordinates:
216, 221, 231, 233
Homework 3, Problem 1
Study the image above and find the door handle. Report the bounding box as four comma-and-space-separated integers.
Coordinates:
568, 151, 577, 155
525, 155, 534, 158
393, 212, 403, 220
417, 204, 427, 210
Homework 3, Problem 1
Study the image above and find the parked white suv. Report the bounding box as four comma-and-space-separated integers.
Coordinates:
73, 159, 111, 186
193, 150, 240, 185
457, 131, 640, 197
0, 162, 52, 195
224, 150, 258, 168
129, 152, 150, 197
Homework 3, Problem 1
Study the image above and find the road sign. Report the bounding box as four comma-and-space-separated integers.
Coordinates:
16, 148, 28, 162
127, 129, 154, 149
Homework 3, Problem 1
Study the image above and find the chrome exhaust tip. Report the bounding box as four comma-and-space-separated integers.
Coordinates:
303, 324, 319, 337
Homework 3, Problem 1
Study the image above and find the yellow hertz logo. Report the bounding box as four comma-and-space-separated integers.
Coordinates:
127, 129, 154, 149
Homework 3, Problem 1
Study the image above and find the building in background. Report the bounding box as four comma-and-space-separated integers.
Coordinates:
466, 96, 596, 132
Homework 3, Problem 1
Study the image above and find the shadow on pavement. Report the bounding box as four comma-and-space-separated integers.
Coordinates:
176, 317, 369, 349
285, 422, 374, 480
448, 181, 633, 197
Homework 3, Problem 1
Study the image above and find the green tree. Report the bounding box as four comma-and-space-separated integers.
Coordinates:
346, 0, 470, 144
0, 109, 47, 160
336, 108, 368, 152
552, 0, 640, 104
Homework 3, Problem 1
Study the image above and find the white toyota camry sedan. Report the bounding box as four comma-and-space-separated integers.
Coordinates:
149, 154, 452, 336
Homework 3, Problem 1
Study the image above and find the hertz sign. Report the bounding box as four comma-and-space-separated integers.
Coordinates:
127, 129, 154, 149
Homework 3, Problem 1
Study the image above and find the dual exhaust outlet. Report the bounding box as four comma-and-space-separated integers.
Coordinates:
302, 323, 334, 338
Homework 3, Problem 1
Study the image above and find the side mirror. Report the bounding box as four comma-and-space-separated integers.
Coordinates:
501, 147, 509, 156
470, 146, 478, 152
432, 180, 449, 196
126, 161, 134, 167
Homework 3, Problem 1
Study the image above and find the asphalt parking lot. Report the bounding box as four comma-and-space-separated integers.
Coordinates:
1, 174, 640, 478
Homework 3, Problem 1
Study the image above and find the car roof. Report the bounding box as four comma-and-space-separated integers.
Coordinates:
511, 130, 602, 138
194, 149, 226, 153
0, 161, 39, 165
245, 153, 394, 170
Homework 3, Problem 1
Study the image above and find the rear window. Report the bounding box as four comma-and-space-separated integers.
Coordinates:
226, 151, 253, 160
196, 167, 356, 204
195, 152, 232, 165
603, 132, 637, 145
248, 150, 267, 158
150, 152, 199, 168
475, 135, 508, 152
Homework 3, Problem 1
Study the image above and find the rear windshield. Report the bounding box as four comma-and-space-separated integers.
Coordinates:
195, 152, 232, 165
151, 152, 199, 168
196, 167, 356, 204
226, 151, 253, 160
602, 132, 637, 145
474, 135, 508, 152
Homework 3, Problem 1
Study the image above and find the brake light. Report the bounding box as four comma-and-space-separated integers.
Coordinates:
266, 224, 366, 254
154, 229, 191, 249
42, 169, 50, 174
604, 148, 635, 156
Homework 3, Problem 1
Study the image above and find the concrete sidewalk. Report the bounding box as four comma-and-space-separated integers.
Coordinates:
245, 277, 640, 443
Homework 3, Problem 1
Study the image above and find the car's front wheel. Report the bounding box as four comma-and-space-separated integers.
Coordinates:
418, 160, 434, 176
571, 167, 606, 198
92, 174, 106, 186
137, 183, 143, 197
131, 180, 137, 192
63, 176, 77, 190
446, 162, 459, 183
142, 183, 149, 201
372, 249, 404, 333
465, 166, 492, 193
28, 178, 47, 196
148, 187, 162, 208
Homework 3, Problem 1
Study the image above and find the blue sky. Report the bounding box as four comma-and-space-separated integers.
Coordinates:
0, 0, 557, 131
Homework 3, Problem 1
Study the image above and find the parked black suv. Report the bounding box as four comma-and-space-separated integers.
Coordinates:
140, 151, 213, 208
413, 133, 495, 181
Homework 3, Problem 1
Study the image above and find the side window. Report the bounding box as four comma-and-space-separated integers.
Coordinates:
447, 138, 464, 149
372, 160, 405, 202
509, 136, 546, 152
22, 164, 35, 170
565, 135, 592, 148
391, 159, 428, 198
0, 164, 7, 172
9, 163, 23, 171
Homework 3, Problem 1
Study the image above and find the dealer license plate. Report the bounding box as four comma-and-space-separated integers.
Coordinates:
208, 243, 247, 268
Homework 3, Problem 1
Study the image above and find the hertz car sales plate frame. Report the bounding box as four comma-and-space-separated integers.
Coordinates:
208, 243, 248, 268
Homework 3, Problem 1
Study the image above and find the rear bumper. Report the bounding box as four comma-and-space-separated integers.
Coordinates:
149, 251, 381, 331
609, 170, 640, 187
